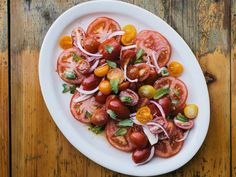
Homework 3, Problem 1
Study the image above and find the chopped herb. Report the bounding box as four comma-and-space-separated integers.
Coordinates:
135, 58, 143, 64
85, 111, 92, 119
62, 84, 76, 94
118, 119, 133, 127
120, 96, 133, 103
105, 45, 114, 53
64, 70, 76, 79
88, 125, 104, 134
154, 87, 170, 100
173, 88, 180, 97
114, 128, 127, 136
110, 78, 119, 94
107, 109, 117, 120
167, 114, 173, 120
161, 68, 169, 77
171, 99, 179, 105
106, 60, 117, 68
136, 49, 144, 59
176, 113, 188, 122
70, 85, 76, 94
72, 53, 82, 62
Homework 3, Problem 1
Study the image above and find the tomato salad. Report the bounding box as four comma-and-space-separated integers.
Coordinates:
57, 17, 199, 165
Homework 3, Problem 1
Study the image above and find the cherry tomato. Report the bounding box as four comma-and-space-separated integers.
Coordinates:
184, 104, 198, 119
144, 67, 159, 85
99, 80, 112, 95
137, 63, 150, 81
59, 35, 73, 49
106, 97, 130, 119
120, 50, 136, 68
132, 147, 151, 164
98, 38, 121, 60
138, 85, 156, 99
118, 81, 130, 91
168, 61, 184, 77
121, 24, 137, 46
136, 98, 150, 109
129, 130, 148, 149
81, 74, 102, 90
83, 36, 100, 53
87, 17, 121, 43
149, 97, 172, 116
95, 91, 108, 104
174, 117, 194, 130
75, 59, 90, 74
127, 65, 139, 80
90, 108, 109, 126
119, 89, 139, 106
136, 106, 153, 124
107, 68, 124, 83
94, 64, 110, 77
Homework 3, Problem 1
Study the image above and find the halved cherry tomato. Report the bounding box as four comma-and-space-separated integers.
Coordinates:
121, 24, 137, 46
168, 61, 184, 77
127, 65, 139, 80
137, 63, 150, 81
90, 108, 109, 126
87, 17, 121, 43
144, 67, 159, 85
138, 85, 156, 99
59, 36, 73, 49
132, 147, 151, 164
70, 92, 102, 124
129, 126, 148, 149
107, 68, 124, 83
99, 80, 112, 95
119, 89, 139, 106
120, 50, 136, 68
81, 74, 102, 90
118, 81, 130, 91
83, 36, 100, 53
75, 59, 90, 74
105, 120, 135, 152
98, 38, 121, 60
94, 64, 110, 77
136, 106, 153, 124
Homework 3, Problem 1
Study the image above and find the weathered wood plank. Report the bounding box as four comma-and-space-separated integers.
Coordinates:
0, 0, 9, 177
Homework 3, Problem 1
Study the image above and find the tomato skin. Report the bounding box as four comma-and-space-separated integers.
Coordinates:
136, 97, 150, 109
138, 85, 156, 99
129, 131, 148, 149
137, 63, 150, 81
81, 74, 102, 90
106, 97, 130, 119
107, 68, 124, 83
118, 81, 130, 91
99, 80, 112, 95
127, 65, 139, 80
174, 118, 194, 130
121, 24, 137, 46
75, 60, 90, 74
95, 91, 108, 104
90, 108, 109, 126
98, 38, 121, 60
149, 97, 172, 116
168, 61, 184, 77
94, 64, 110, 77
132, 147, 151, 164
144, 68, 159, 85
120, 50, 136, 68
59, 36, 73, 49
83, 36, 100, 53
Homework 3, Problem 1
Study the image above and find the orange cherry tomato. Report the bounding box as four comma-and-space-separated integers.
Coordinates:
121, 24, 137, 46
94, 64, 110, 77
168, 61, 184, 77
99, 80, 112, 95
136, 106, 153, 124
59, 36, 73, 49
107, 68, 125, 83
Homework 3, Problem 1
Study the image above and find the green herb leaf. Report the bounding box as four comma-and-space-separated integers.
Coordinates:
176, 113, 188, 122
114, 128, 127, 136
107, 109, 117, 120
136, 49, 144, 59
88, 125, 104, 134
85, 111, 92, 119
62, 84, 70, 93
167, 114, 173, 120
118, 119, 133, 127
105, 45, 114, 54
171, 99, 179, 105
154, 87, 170, 99
110, 78, 119, 94
134, 58, 143, 64
120, 96, 133, 103
161, 68, 169, 77
106, 60, 117, 68
72, 53, 82, 62
173, 89, 180, 97
64, 70, 76, 79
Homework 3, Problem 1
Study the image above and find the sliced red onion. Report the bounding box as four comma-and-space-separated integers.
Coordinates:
87, 56, 98, 62
124, 65, 138, 83
142, 125, 158, 145
130, 116, 143, 126
89, 60, 99, 73
130, 113, 136, 117
175, 130, 190, 142
107, 31, 125, 39
76, 86, 99, 95
73, 94, 92, 103
150, 100, 166, 119
147, 122, 170, 139
174, 118, 194, 130
135, 146, 155, 166
151, 51, 161, 72
121, 45, 137, 51
159, 134, 168, 140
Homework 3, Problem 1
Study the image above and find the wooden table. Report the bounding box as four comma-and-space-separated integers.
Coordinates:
0, 0, 235, 176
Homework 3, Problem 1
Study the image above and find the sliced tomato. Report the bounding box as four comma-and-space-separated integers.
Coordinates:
155, 121, 184, 158
57, 47, 87, 85
136, 30, 171, 67
87, 17, 121, 43
105, 120, 135, 152
120, 50, 136, 68
70, 91, 102, 124
137, 63, 151, 81
71, 27, 86, 48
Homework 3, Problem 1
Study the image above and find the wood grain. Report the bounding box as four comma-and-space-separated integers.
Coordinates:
0, 0, 9, 177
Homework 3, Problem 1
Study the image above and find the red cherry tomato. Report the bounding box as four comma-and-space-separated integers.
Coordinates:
75, 60, 90, 74
90, 108, 109, 126
137, 63, 151, 81
98, 38, 121, 60
132, 147, 151, 164
136, 97, 150, 110
120, 50, 136, 68
127, 65, 139, 80
95, 91, 108, 104
118, 81, 130, 91
129, 126, 148, 149
148, 97, 172, 116
83, 36, 100, 53
87, 17, 121, 43
144, 67, 159, 85
81, 74, 102, 90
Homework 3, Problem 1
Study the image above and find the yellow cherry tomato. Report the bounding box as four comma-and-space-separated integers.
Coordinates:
121, 24, 137, 46
59, 35, 73, 49
184, 104, 198, 119
136, 106, 153, 124
138, 85, 156, 99
94, 64, 110, 77
107, 68, 125, 83
99, 80, 112, 95
168, 61, 184, 77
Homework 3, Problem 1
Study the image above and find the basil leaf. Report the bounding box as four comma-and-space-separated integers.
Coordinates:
161, 68, 169, 77
134, 58, 143, 64
85, 111, 92, 119
110, 79, 119, 94
176, 113, 188, 122
118, 119, 133, 127
120, 96, 133, 103
72, 53, 82, 62
154, 87, 170, 99
70, 85, 77, 94
106, 60, 117, 68
105, 45, 114, 53
107, 109, 117, 119
62, 84, 70, 93
88, 125, 104, 134
136, 49, 144, 59
114, 128, 127, 136
64, 70, 76, 79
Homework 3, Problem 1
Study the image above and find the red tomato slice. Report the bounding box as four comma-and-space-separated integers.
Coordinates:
57, 47, 88, 85
70, 91, 102, 124
71, 27, 86, 48
155, 121, 184, 158
105, 120, 135, 152
136, 30, 171, 67
120, 50, 136, 68
87, 17, 121, 43
137, 63, 151, 81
